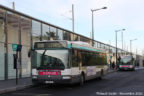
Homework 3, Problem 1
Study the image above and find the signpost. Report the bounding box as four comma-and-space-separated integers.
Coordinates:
12, 44, 22, 85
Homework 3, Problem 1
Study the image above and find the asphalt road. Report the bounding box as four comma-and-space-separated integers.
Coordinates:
1, 69, 144, 96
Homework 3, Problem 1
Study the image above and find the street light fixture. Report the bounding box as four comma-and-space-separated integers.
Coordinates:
115, 29, 125, 68
72, 4, 74, 32
91, 7, 107, 46
130, 38, 137, 54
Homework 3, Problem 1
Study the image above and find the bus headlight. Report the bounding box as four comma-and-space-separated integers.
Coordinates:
62, 76, 71, 79
32, 69, 38, 75
32, 75, 37, 79
129, 65, 133, 68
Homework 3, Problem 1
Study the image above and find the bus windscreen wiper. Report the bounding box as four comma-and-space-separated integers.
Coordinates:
40, 50, 47, 66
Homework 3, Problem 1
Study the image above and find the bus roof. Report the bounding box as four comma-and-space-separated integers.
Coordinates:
69, 41, 105, 53
34, 40, 105, 53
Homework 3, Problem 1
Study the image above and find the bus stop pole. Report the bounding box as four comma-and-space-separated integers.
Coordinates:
16, 51, 18, 85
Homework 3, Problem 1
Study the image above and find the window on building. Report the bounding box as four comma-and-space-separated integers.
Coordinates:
57, 29, 63, 40
0, 8, 5, 80
94, 42, 98, 48
63, 31, 70, 40
42, 24, 50, 40
21, 16, 31, 77
49, 26, 57, 40
73, 34, 78, 41
70, 33, 74, 41
80, 36, 90, 44
32, 20, 41, 44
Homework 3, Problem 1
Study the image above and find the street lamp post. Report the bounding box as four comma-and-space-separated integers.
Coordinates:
115, 29, 125, 68
72, 4, 74, 32
12, 2, 15, 10
130, 39, 137, 54
122, 31, 124, 50
61, 4, 74, 33
121, 29, 126, 55
91, 7, 107, 46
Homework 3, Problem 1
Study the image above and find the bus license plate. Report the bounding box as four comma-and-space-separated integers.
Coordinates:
45, 81, 54, 84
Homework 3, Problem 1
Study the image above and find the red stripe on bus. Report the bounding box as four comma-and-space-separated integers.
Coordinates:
121, 65, 130, 68
38, 71, 61, 75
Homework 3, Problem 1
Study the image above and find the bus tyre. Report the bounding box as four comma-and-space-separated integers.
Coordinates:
32, 81, 39, 86
80, 74, 84, 86
98, 70, 103, 79
132, 68, 135, 71
101, 70, 104, 76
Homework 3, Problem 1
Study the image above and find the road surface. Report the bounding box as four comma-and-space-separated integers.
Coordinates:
1, 68, 144, 96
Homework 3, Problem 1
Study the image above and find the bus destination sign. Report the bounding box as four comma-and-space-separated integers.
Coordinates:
34, 42, 66, 49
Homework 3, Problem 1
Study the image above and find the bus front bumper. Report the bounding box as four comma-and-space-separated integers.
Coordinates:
32, 75, 73, 84
119, 67, 134, 70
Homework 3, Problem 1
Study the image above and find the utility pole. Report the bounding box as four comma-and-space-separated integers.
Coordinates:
136, 48, 137, 55
72, 4, 74, 33
115, 29, 125, 68
121, 31, 123, 50
12, 2, 15, 10
92, 10, 94, 43
115, 31, 118, 68
130, 39, 137, 55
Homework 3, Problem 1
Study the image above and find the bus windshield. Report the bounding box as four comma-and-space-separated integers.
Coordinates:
120, 56, 132, 64
33, 50, 68, 70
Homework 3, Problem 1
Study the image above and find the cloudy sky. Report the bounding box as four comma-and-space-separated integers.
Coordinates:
0, 0, 144, 55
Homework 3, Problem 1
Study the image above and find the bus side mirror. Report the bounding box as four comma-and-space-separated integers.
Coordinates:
28, 49, 31, 57
28, 49, 35, 57
117, 57, 121, 62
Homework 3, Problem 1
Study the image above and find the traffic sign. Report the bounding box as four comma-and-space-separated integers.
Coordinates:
12, 44, 18, 51
17, 45, 22, 51
12, 44, 22, 51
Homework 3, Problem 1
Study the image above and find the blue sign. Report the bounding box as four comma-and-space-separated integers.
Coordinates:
110, 56, 112, 59
17, 45, 22, 51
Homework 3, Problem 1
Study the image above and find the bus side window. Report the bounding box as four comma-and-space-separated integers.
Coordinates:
78, 50, 82, 68
132, 58, 134, 61
72, 49, 78, 67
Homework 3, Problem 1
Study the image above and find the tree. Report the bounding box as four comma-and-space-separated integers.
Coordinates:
45, 31, 59, 40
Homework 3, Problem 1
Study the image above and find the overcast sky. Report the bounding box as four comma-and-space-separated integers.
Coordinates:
0, 0, 144, 55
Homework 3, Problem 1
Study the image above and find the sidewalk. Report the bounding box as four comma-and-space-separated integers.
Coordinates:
108, 69, 117, 74
135, 66, 144, 70
0, 77, 32, 94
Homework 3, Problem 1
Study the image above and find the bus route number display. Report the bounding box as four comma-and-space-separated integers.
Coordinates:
35, 42, 64, 49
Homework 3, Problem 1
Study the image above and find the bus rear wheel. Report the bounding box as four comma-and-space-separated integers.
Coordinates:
98, 70, 104, 79
80, 74, 84, 86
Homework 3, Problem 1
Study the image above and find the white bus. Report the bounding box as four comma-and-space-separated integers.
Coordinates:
118, 55, 135, 71
31, 40, 108, 85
